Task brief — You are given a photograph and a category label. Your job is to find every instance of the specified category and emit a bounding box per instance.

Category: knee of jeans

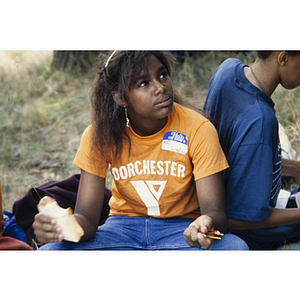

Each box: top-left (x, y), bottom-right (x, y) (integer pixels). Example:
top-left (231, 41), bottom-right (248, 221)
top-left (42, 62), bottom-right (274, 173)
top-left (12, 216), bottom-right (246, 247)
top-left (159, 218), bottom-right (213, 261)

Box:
top-left (235, 238), bottom-right (249, 250)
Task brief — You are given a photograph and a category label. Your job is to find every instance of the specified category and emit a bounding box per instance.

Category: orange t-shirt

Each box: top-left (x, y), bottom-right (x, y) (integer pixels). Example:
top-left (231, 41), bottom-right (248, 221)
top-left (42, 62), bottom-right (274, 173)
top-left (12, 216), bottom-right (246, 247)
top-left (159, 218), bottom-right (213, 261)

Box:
top-left (73, 103), bottom-right (228, 219)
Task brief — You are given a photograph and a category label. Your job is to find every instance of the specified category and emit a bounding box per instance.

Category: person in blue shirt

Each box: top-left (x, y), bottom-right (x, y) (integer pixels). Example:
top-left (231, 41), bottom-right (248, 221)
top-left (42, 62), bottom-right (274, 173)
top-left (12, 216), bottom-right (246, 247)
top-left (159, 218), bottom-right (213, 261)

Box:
top-left (204, 51), bottom-right (300, 250)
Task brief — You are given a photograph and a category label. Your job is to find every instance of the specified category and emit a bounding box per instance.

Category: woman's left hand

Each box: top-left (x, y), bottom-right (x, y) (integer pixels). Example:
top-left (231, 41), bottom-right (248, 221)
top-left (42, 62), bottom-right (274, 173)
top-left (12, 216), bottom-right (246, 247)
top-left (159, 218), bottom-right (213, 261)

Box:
top-left (183, 215), bottom-right (214, 250)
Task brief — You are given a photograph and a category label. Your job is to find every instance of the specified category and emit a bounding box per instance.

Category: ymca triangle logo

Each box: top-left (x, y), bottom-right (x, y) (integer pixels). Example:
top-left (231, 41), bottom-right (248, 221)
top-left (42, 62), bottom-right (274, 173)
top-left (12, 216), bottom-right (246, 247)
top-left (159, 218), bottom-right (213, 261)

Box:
top-left (130, 180), bottom-right (167, 216)
top-left (145, 181), bottom-right (167, 201)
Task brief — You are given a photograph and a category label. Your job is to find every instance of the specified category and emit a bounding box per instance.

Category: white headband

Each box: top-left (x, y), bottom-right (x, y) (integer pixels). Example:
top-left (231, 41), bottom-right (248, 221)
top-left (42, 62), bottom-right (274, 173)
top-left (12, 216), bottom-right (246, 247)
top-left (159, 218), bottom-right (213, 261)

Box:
top-left (105, 50), bottom-right (117, 68)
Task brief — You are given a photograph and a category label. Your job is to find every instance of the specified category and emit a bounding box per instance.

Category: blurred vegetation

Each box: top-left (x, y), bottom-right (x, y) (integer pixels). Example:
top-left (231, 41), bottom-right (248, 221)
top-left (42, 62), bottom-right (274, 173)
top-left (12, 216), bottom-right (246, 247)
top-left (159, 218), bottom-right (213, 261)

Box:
top-left (51, 51), bottom-right (101, 74)
top-left (0, 50), bottom-right (299, 211)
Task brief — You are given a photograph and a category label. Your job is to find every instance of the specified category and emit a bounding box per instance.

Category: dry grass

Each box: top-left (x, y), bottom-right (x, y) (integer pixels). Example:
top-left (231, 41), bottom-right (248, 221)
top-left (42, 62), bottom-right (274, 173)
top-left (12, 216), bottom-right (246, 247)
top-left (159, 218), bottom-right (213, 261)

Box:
top-left (0, 51), bottom-right (92, 210)
top-left (0, 50), bottom-right (299, 211)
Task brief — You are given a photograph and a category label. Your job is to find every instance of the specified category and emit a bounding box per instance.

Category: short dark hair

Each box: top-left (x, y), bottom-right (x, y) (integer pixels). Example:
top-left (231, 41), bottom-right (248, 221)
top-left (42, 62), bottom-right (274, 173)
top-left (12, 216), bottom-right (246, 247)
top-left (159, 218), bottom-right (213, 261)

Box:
top-left (256, 50), bottom-right (300, 60)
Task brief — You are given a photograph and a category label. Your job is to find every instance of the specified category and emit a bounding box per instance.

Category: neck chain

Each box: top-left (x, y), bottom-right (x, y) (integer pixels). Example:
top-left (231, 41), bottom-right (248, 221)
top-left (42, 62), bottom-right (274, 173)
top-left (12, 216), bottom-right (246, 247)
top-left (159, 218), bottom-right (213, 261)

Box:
top-left (250, 66), bottom-right (268, 96)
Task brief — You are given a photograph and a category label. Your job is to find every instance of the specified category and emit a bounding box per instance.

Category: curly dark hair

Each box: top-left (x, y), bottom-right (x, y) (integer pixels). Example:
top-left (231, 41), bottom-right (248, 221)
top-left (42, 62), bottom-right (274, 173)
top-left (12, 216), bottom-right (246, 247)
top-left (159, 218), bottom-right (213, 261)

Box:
top-left (89, 51), bottom-right (188, 161)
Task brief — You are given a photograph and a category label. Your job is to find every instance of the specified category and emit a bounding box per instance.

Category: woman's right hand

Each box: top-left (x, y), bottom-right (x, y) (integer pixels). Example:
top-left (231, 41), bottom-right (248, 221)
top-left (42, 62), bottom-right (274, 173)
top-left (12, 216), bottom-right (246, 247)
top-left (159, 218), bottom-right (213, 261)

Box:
top-left (32, 213), bottom-right (64, 244)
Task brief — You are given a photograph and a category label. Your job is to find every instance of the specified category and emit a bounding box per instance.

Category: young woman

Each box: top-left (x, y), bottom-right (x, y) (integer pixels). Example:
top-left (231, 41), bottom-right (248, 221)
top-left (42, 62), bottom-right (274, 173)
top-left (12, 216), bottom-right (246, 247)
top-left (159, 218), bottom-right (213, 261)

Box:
top-left (33, 51), bottom-right (248, 250)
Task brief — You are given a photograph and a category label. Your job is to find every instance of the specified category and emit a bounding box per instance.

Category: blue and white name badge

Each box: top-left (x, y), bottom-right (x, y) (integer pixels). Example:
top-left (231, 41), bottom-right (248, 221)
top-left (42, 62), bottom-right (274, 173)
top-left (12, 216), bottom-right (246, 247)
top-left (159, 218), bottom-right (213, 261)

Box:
top-left (161, 131), bottom-right (188, 155)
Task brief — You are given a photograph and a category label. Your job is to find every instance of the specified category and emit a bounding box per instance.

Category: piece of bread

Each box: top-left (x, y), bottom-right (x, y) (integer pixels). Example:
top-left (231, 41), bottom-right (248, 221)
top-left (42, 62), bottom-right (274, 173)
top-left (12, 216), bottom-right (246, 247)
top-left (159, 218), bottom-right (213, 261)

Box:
top-left (37, 196), bottom-right (84, 243)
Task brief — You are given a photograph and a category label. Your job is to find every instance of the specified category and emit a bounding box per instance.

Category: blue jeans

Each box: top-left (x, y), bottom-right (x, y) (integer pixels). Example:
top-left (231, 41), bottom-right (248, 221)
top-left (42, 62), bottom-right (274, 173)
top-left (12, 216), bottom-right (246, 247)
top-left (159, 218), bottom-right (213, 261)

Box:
top-left (38, 216), bottom-right (249, 251)
top-left (3, 210), bottom-right (28, 243)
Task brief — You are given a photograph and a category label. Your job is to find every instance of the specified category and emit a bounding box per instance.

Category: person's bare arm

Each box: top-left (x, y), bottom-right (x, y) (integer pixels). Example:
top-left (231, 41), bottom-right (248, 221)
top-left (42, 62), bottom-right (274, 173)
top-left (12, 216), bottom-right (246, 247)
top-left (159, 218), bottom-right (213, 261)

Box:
top-left (73, 169), bottom-right (106, 242)
top-left (228, 207), bottom-right (300, 230)
top-left (183, 172), bottom-right (228, 249)
top-left (282, 158), bottom-right (300, 178)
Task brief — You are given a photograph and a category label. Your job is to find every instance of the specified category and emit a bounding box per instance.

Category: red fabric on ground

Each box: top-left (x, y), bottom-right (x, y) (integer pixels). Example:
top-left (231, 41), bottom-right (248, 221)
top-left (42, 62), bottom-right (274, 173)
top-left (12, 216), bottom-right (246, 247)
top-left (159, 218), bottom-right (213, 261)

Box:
top-left (0, 236), bottom-right (33, 250)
